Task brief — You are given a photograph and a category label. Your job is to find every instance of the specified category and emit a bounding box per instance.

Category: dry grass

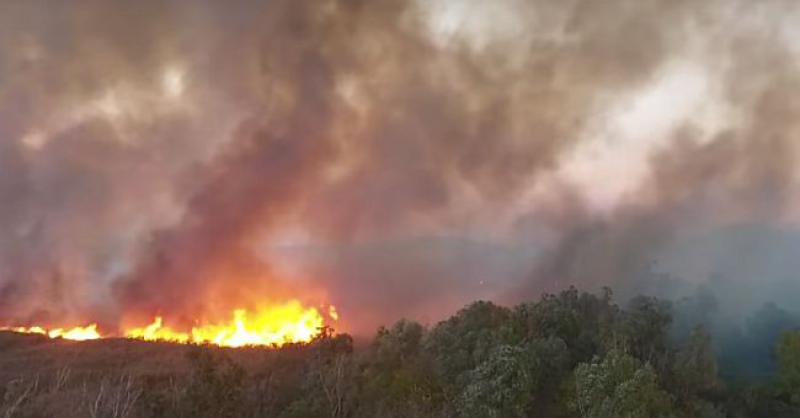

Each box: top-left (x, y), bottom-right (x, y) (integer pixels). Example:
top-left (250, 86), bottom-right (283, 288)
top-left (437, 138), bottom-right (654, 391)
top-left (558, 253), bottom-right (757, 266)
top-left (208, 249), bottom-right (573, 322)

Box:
top-left (0, 332), bottom-right (225, 417)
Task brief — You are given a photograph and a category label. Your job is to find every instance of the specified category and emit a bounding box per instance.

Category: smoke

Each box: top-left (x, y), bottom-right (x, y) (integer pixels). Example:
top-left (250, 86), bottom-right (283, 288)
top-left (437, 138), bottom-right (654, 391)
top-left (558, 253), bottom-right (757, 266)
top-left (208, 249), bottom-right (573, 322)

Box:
top-left (518, 11), bottom-right (800, 313)
top-left (1, 0), bottom-right (799, 333)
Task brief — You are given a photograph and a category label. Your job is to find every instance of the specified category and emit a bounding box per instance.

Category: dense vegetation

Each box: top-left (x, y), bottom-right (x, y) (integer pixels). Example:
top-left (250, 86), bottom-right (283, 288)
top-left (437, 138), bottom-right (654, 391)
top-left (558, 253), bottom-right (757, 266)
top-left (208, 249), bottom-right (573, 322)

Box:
top-left (1, 287), bottom-right (799, 417)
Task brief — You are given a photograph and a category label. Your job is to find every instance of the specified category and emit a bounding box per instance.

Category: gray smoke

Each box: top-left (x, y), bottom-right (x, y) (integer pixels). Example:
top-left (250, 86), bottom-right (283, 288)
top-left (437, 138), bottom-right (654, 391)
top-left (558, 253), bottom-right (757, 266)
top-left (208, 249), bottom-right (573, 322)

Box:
top-left (0, 0), bottom-right (798, 334)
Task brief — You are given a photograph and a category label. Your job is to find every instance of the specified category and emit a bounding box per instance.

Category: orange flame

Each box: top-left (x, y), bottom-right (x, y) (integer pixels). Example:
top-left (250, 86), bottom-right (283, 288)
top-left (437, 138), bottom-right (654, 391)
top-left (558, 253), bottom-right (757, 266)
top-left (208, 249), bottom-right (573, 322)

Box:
top-left (0, 324), bottom-right (101, 341)
top-left (2, 301), bottom-right (338, 347)
top-left (126, 301), bottom-right (332, 347)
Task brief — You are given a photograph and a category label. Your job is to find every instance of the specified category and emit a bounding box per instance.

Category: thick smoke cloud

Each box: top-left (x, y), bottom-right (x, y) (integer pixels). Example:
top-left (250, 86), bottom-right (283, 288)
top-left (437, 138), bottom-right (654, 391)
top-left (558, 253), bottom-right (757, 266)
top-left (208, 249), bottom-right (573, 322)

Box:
top-left (1, 0), bottom-right (799, 334)
top-left (517, 13), bottom-right (800, 314)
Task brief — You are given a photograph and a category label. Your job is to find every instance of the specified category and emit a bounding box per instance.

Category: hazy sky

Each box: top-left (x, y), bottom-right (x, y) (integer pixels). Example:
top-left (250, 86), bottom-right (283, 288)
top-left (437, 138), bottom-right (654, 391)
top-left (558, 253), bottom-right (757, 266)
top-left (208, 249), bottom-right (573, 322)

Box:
top-left (1, 0), bottom-right (799, 334)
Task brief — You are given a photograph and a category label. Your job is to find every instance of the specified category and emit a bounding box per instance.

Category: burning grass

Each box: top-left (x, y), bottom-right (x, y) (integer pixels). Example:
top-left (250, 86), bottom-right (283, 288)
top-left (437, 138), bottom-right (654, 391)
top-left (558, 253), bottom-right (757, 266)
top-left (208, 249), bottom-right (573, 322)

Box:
top-left (1, 301), bottom-right (338, 348)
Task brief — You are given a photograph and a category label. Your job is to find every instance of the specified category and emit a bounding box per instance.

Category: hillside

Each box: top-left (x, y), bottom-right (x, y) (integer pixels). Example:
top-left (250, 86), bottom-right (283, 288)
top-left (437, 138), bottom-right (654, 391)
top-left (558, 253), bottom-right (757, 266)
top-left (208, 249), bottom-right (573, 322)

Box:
top-left (1, 287), bottom-right (799, 418)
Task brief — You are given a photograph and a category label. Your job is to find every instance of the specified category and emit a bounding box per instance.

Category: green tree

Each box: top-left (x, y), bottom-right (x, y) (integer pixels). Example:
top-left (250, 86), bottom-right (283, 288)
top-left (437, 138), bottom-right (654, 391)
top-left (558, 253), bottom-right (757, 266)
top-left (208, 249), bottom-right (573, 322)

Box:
top-left (674, 326), bottom-right (719, 395)
top-left (514, 287), bottom-right (618, 365)
top-left (673, 326), bottom-right (723, 417)
top-left (572, 349), bottom-right (673, 418)
top-left (776, 330), bottom-right (800, 405)
top-left (458, 344), bottom-right (533, 418)
top-left (426, 301), bottom-right (516, 387)
top-left (360, 320), bottom-right (442, 417)
top-left (458, 338), bottom-right (569, 418)
top-left (617, 296), bottom-right (672, 368)
top-left (180, 348), bottom-right (247, 418)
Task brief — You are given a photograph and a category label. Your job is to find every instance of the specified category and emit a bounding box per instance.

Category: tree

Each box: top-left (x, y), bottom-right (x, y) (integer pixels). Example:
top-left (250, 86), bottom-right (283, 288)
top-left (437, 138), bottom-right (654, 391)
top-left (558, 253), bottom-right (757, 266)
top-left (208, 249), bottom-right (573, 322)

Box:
top-left (426, 301), bottom-right (516, 387)
top-left (617, 296), bottom-right (672, 368)
top-left (572, 349), bottom-right (673, 418)
top-left (360, 320), bottom-right (442, 417)
top-left (776, 330), bottom-right (800, 406)
top-left (673, 326), bottom-right (719, 396)
top-left (513, 287), bottom-right (618, 365)
top-left (458, 338), bottom-right (569, 418)
top-left (180, 348), bottom-right (246, 418)
top-left (371, 320), bottom-right (426, 369)
top-left (458, 344), bottom-right (534, 418)
top-left (673, 326), bottom-right (723, 417)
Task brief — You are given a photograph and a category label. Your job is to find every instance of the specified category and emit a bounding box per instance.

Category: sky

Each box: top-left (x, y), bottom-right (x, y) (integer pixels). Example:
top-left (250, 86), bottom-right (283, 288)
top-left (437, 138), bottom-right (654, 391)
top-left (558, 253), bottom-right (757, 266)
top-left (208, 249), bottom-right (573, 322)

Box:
top-left (1, 0), bottom-right (800, 334)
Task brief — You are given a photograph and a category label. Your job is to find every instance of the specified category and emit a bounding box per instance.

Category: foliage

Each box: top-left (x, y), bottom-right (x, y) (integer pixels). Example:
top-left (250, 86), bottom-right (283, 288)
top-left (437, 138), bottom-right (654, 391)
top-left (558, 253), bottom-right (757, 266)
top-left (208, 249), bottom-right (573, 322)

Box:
top-left (359, 320), bottom-right (441, 417)
top-left (458, 338), bottom-right (568, 418)
top-left (776, 330), bottom-right (800, 405)
top-left (1, 286), bottom-right (799, 417)
top-left (179, 347), bottom-right (247, 418)
top-left (572, 349), bottom-right (673, 418)
top-left (425, 300), bottom-right (516, 389)
top-left (617, 295), bottom-right (673, 368)
top-left (513, 286), bottom-right (617, 365)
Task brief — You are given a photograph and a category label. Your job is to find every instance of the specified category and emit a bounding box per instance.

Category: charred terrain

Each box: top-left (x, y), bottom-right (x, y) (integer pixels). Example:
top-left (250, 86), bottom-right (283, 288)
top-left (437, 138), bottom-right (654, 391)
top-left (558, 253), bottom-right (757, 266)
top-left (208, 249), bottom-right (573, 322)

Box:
top-left (1, 287), bottom-right (799, 418)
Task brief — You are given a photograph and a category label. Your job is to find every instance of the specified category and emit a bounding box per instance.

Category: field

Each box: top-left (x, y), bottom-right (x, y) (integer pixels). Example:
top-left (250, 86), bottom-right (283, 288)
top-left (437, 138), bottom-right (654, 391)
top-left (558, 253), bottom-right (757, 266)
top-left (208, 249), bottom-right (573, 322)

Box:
top-left (0, 331), bottom-right (310, 418)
